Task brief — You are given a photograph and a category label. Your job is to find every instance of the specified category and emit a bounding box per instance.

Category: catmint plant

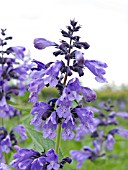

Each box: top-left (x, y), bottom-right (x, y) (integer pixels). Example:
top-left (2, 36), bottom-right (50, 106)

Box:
top-left (70, 100), bottom-right (128, 169)
top-left (10, 19), bottom-right (108, 170)
top-left (0, 29), bottom-right (31, 119)
top-left (0, 29), bottom-right (30, 168)
top-left (28, 20), bottom-right (107, 142)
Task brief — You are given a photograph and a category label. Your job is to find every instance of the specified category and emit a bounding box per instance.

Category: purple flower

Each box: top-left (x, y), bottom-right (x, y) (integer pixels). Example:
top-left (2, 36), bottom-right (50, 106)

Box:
top-left (81, 86), bottom-right (96, 102)
top-left (109, 128), bottom-right (128, 138)
top-left (42, 111), bottom-right (57, 139)
top-left (56, 96), bottom-right (72, 118)
top-left (0, 96), bottom-right (10, 118)
top-left (75, 108), bottom-right (95, 131)
top-left (28, 78), bottom-right (45, 102)
top-left (10, 146), bottom-right (46, 170)
top-left (0, 125), bottom-right (27, 156)
top-left (84, 59), bottom-right (108, 83)
top-left (17, 82), bottom-right (27, 96)
top-left (46, 149), bottom-right (60, 170)
top-left (12, 125), bottom-right (27, 141)
top-left (6, 46), bottom-right (26, 60)
top-left (75, 124), bottom-right (90, 141)
top-left (70, 150), bottom-right (91, 168)
top-left (32, 59), bottom-right (46, 71)
top-left (107, 112), bottom-right (117, 125)
top-left (67, 78), bottom-right (81, 92)
top-left (92, 140), bottom-right (101, 155)
top-left (30, 69), bottom-right (45, 79)
top-left (14, 65), bottom-right (29, 81)
top-left (44, 61), bottom-right (62, 87)
top-left (1, 135), bottom-right (12, 153)
top-left (28, 61), bottom-right (46, 102)
top-left (117, 128), bottom-right (128, 139)
top-left (58, 78), bottom-right (96, 103)
top-left (61, 116), bottom-right (76, 140)
top-left (0, 163), bottom-right (10, 170)
top-left (106, 134), bottom-right (115, 150)
top-left (61, 86), bottom-right (82, 102)
top-left (56, 104), bottom-right (71, 119)
top-left (30, 101), bottom-right (51, 128)
top-left (75, 51), bottom-right (85, 67)
top-left (70, 140), bottom-right (101, 169)
top-left (34, 38), bottom-right (56, 50)
top-left (85, 106), bottom-right (100, 113)
top-left (65, 78), bottom-right (82, 101)
top-left (28, 61), bottom-right (62, 102)
top-left (116, 112), bottom-right (128, 119)
top-left (0, 96), bottom-right (17, 118)
top-left (29, 92), bottom-right (39, 103)
top-left (68, 78), bottom-right (96, 102)
top-left (118, 101), bottom-right (125, 110)
top-left (10, 147), bottom-right (60, 170)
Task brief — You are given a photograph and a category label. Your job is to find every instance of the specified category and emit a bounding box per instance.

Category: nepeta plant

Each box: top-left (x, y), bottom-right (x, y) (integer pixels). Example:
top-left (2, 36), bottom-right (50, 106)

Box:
top-left (0, 29), bottom-right (30, 168)
top-left (0, 29), bottom-right (31, 119)
top-left (70, 100), bottom-right (128, 168)
top-left (10, 20), bottom-right (108, 170)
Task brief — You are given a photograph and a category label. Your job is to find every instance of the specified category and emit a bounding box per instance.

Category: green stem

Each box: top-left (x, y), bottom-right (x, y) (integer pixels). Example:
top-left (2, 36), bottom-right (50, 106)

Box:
top-left (55, 123), bottom-right (61, 154)
top-left (4, 152), bottom-right (8, 164)
top-left (1, 46), bottom-right (5, 127)
top-left (1, 118), bottom-right (4, 126)
top-left (55, 33), bottom-right (73, 154)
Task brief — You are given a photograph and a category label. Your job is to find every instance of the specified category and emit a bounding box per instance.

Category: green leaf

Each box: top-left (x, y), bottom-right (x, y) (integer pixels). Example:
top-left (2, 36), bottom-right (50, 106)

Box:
top-left (9, 103), bottom-right (31, 112)
top-left (21, 109), bottom-right (63, 159)
top-left (24, 125), bottom-right (55, 152)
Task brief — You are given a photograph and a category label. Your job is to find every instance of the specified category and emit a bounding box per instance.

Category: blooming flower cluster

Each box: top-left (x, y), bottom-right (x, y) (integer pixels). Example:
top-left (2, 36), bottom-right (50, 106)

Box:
top-left (0, 29), bottom-right (30, 168)
top-left (70, 99), bottom-right (128, 168)
top-left (28, 20), bottom-right (108, 142)
top-left (0, 29), bottom-right (31, 118)
top-left (10, 20), bottom-right (108, 169)
top-left (10, 146), bottom-right (71, 170)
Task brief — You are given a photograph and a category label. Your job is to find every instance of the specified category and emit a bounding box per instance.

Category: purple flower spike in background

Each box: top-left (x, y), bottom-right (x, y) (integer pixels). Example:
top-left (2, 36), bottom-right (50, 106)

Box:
top-left (116, 128), bottom-right (128, 139)
top-left (70, 140), bottom-right (102, 169)
top-left (0, 28), bottom-right (32, 120)
top-left (106, 134), bottom-right (115, 150)
top-left (70, 150), bottom-right (91, 169)
top-left (75, 108), bottom-right (95, 131)
top-left (34, 38), bottom-right (56, 49)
